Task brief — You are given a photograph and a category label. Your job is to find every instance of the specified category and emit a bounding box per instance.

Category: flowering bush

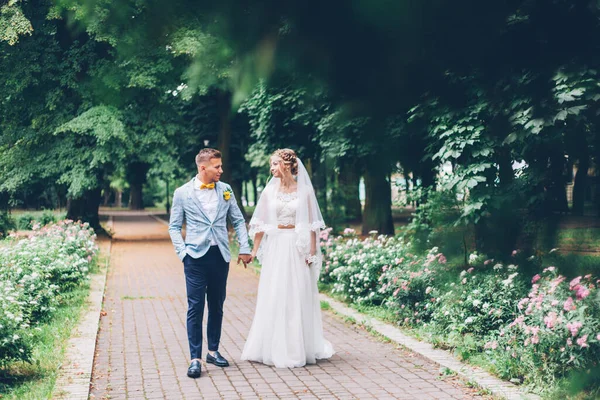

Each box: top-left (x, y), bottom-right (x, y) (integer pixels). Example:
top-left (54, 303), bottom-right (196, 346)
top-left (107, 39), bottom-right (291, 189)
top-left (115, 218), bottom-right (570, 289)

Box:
top-left (485, 267), bottom-right (600, 384)
top-left (321, 230), bottom-right (600, 391)
top-left (430, 262), bottom-right (528, 338)
top-left (0, 220), bottom-right (98, 365)
top-left (379, 247), bottom-right (447, 325)
top-left (324, 234), bottom-right (405, 304)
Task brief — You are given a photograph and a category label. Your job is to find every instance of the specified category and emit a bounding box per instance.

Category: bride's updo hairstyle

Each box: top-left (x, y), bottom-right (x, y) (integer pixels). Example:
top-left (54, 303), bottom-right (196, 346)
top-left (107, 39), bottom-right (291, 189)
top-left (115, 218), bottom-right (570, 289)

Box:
top-left (272, 148), bottom-right (299, 176)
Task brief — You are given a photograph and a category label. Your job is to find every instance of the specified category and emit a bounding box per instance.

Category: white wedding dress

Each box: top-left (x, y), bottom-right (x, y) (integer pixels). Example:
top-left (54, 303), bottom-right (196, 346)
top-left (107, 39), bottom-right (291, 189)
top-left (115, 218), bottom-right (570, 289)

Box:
top-left (241, 191), bottom-right (334, 368)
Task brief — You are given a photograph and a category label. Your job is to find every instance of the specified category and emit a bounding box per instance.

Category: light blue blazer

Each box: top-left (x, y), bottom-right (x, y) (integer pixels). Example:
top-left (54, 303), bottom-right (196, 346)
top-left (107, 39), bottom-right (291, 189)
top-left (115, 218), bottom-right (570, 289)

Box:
top-left (168, 179), bottom-right (251, 262)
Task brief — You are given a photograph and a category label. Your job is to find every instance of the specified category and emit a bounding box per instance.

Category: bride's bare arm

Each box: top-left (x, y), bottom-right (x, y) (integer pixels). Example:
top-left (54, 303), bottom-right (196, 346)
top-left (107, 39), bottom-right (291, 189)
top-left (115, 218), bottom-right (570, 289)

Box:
top-left (251, 232), bottom-right (264, 259)
top-left (310, 231), bottom-right (317, 257)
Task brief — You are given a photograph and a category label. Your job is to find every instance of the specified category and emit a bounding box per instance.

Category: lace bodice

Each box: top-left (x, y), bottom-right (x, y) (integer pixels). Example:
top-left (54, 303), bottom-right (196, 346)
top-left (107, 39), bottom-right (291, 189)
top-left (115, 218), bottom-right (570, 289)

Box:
top-left (276, 191), bottom-right (298, 226)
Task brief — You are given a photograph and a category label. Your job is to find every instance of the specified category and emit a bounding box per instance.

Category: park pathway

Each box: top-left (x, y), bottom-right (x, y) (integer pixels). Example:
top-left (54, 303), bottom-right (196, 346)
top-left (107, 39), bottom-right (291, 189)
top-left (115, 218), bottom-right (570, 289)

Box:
top-left (90, 214), bottom-right (487, 400)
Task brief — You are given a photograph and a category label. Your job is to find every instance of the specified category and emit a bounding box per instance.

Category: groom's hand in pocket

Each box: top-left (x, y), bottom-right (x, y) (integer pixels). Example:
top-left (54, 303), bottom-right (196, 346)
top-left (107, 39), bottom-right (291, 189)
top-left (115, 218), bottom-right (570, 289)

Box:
top-left (237, 254), bottom-right (253, 268)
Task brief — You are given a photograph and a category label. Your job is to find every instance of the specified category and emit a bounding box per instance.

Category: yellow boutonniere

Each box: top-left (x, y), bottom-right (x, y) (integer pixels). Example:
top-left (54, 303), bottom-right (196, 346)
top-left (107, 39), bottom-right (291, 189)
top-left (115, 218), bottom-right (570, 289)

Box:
top-left (223, 190), bottom-right (232, 201)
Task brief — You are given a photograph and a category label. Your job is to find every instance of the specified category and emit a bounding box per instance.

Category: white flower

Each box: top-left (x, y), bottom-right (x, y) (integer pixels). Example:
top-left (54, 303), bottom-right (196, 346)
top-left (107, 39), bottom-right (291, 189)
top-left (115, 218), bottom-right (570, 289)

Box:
top-left (465, 317), bottom-right (474, 324)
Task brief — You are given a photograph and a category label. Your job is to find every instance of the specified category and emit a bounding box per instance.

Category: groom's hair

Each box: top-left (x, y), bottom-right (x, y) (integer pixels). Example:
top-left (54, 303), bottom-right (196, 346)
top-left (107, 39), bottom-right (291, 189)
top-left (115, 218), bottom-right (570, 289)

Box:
top-left (195, 148), bottom-right (222, 166)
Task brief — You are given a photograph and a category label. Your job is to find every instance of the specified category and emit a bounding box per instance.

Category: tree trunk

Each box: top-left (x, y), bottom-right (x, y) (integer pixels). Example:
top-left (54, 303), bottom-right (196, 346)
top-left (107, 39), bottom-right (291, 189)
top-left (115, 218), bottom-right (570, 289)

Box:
top-left (102, 180), bottom-right (111, 206)
top-left (115, 191), bottom-right (123, 208)
top-left (412, 174), bottom-right (419, 207)
top-left (573, 158), bottom-right (589, 215)
top-left (165, 180), bottom-right (170, 215)
top-left (129, 183), bottom-right (143, 210)
top-left (66, 187), bottom-right (102, 230)
top-left (311, 158), bottom-right (328, 218)
top-left (126, 161), bottom-right (150, 210)
top-left (339, 158), bottom-right (362, 221)
top-left (231, 179), bottom-right (248, 220)
top-left (420, 160), bottom-right (436, 190)
top-left (217, 90), bottom-right (233, 184)
top-left (251, 171), bottom-right (258, 206)
top-left (215, 89), bottom-right (247, 219)
top-left (547, 151), bottom-right (569, 213)
top-left (572, 129), bottom-right (589, 216)
top-left (362, 169), bottom-right (394, 235)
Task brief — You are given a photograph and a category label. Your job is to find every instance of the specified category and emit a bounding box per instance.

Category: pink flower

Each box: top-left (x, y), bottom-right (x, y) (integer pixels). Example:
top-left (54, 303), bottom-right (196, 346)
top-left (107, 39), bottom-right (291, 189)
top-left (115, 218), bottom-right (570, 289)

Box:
top-left (532, 274), bottom-right (541, 284)
top-left (544, 266), bottom-right (556, 273)
top-left (549, 275), bottom-right (566, 294)
top-left (544, 312), bottom-right (558, 329)
top-left (564, 297), bottom-right (576, 312)
top-left (567, 338), bottom-right (573, 346)
top-left (531, 335), bottom-right (540, 345)
top-left (512, 250), bottom-right (518, 256)
top-left (484, 341), bottom-right (498, 350)
top-left (517, 298), bottom-right (529, 310)
top-left (467, 267), bottom-right (474, 273)
top-left (574, 285), bottom-right (590, 300)
top-left (570, 276), bottom-right (582, 290)
top-left (393, 288), bottom-right (400, 296)
top-left (566, 321), bottom-right (583, 337)
top-left (461, 278), bottom-right (467, 284)
top-left (597, 334), bottom-right (600, 341)
top-left (484, 259), bottom-right (492, 266)
top-left (437, 254), bottom-right (447, 264)
top-left (577, 335), bottom-right (589, 348)
top-left (551, 300), bottom-right (559, 306)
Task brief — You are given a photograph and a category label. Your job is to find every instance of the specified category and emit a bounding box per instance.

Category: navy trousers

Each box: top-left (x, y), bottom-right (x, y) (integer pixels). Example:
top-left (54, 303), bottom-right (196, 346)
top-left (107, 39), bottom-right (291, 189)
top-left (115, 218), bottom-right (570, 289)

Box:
top-left (183, 246), bottom-right (229, 360)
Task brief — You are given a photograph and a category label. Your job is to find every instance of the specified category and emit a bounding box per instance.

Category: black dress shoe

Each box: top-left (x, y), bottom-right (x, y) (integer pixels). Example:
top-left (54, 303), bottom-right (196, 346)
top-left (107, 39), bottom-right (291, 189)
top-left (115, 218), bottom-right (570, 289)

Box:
top-left (206, 351), bottom-right (229, 367)
top-left (187, 360), bottom-right (201, 378)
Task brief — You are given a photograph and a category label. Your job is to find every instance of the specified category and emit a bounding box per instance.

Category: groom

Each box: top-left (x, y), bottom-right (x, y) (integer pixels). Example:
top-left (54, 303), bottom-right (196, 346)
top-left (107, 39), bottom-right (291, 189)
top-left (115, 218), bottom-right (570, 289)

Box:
top-left (169, 148), bottom-right (252, 379)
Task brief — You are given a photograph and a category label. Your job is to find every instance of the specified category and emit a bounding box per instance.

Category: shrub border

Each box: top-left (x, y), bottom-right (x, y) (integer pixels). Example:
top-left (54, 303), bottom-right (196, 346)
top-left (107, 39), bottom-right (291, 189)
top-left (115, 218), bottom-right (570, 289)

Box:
top-left (52, 219), bottom-right (112, 399)
top-left (319, 292), bottom-right (541, 400)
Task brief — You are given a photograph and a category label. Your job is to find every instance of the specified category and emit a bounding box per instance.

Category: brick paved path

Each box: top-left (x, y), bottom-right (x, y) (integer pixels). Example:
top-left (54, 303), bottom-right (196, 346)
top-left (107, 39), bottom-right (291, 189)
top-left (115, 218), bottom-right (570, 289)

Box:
top-left (90, 214), bottom-right (486, 400)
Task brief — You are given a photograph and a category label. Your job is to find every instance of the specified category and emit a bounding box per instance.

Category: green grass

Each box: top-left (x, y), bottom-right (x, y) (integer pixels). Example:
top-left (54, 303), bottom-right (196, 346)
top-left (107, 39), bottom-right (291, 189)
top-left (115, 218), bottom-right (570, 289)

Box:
top-left (544, 253), bottom-right (600, 277)
top-left (122, 295), bottom-right (156, 300)
top-left (555, 228), bottom-right (600, 252)
top-left (320, 300), bottom-right (331, 311)
top-left (10, 209), bottom-right (65, 217)
top-left (0, 285), bottom-right (90, 400)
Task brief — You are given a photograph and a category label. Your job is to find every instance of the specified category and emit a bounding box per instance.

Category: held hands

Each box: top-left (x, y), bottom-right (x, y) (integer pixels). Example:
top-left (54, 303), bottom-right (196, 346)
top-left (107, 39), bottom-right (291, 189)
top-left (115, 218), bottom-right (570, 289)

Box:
top-left (237, 254), bottom-right (253, 268)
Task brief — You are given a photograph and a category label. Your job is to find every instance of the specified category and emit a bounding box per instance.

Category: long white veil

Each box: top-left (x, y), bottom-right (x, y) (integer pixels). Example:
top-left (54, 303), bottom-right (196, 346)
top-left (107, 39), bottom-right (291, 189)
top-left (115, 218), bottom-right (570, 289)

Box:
top-left (249, 158), bottom-right (325, 285)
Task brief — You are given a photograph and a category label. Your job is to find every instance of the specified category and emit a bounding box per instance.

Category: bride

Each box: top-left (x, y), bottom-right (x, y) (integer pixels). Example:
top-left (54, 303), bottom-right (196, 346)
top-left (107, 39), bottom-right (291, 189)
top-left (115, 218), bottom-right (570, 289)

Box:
top-left (241, 148), bottom-right (334, 368)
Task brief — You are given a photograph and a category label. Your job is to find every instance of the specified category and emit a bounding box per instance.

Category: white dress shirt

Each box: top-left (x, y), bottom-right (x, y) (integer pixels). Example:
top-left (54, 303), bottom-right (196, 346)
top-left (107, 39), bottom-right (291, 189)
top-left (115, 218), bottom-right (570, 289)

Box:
top-left (194, 177), bottom-right (218, 245)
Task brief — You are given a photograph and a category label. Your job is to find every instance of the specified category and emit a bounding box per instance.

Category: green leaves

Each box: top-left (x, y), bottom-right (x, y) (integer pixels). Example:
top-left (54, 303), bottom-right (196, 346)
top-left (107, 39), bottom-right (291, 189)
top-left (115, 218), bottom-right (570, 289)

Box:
top-left (55, 105), bottom-right (126, 145)
top-left (0, 2), bottom-right (33, 45)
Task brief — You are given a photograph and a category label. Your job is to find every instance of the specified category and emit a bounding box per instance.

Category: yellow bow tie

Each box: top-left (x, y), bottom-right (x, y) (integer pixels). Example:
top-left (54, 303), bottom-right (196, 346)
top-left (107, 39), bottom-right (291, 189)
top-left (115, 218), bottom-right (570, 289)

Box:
top-left (199, 182), bottom-right (215, 190)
